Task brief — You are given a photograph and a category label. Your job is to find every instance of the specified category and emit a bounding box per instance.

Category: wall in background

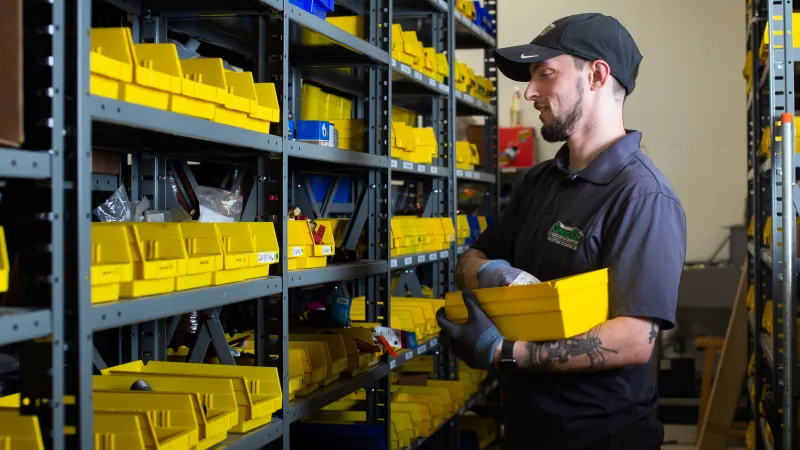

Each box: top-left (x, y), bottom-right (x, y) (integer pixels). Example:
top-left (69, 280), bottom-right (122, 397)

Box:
top-left (457, 0), bottom-right (747, 262)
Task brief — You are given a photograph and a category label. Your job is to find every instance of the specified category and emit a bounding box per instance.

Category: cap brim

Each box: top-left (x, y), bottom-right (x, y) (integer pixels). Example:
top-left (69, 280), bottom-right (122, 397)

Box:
top-left (493, 44), bottom-right (566, 82)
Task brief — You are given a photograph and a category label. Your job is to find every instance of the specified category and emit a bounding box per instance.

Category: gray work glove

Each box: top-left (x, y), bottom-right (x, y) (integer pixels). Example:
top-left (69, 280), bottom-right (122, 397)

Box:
top-left (436, 288), bottom-right (504, 370)
top-left (477, 259), bottom-right (540, 288)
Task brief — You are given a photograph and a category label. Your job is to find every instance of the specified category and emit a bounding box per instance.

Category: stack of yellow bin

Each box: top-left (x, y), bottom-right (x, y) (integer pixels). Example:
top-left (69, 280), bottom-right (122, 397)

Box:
top-left (287, 219), bottom-right (335, 270)
top-left (455, 140), bottom-right (480, 170)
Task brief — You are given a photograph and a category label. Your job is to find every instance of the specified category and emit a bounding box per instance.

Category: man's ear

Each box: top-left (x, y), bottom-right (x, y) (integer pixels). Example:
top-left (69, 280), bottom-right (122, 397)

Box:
top-left (588, 60), bottom-right (613, 92)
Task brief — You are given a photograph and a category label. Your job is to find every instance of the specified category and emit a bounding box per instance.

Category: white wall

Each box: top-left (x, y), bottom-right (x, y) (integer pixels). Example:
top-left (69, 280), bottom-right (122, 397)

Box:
top-left (457, 0), bottom-right (747, 262)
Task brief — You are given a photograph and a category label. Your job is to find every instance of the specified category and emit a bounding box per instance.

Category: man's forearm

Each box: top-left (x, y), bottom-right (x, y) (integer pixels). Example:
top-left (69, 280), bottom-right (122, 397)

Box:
top-left (455, 248), bottom-right (490, 290)
top-left (494, 316), bottom-right (660, 372)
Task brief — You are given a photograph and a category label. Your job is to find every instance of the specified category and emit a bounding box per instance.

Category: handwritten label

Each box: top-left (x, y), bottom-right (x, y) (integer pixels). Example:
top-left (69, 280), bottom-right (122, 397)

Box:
top-left (391, 259), bottom-right (398, 268)
top-left (418, 343), bottom-right (427, 353)
top-left (440, 251), bottom-right (448, 259)
top-left (321, 245), bottom-right (332, 255)
top-left (417, 164), bottom-right (426, 172)
top-left (391, 159), bottom-right (398, 168)
top-left (417, 255), bottom-right (426, 263)
top-left (429, 253), bottom-right (437, 261)
top-left (430, 338), bottom-right (438, 346)
top-left (414, 71), bottom-right (423, 81)
top-left (428, 78), bottom-right (437, 88)
top-left (404, 351), bottom-right (413, 361)
top-left (291, 246), bottom-right (304, 257)
top-left (258, 252), bottom-right (277, 264)
top-left (402, 161), bottom-right (413, 170)
top-left (439, 83), bottom-right (448, 92)
top-left (404, 256), bottom-right (413, 266)
top-left (456, 169), bottom-right (464, 177)
top-left (430, 166), bottom-right (438, 174)
top-left (401, 64), bottom-right (412, 75)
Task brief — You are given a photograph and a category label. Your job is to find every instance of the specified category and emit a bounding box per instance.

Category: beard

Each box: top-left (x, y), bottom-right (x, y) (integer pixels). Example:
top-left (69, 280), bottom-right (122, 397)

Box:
top-left (540, 79), bottom-right (585, 143)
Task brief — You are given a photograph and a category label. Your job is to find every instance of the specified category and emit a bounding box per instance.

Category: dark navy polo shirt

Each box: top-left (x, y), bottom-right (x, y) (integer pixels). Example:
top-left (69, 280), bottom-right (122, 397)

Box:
top-left (470, 130), bottom-right (686, 450)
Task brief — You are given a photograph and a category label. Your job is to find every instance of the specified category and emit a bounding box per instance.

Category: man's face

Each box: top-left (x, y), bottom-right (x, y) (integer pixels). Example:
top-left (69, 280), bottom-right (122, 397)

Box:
top-left (524, 54), bottom-right (586, 142)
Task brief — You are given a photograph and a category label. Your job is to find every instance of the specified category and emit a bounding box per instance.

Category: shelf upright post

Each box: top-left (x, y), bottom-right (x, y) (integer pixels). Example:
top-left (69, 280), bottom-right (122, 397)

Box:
top-left (485, 0), bottom-right (499, 218)
top-left (278, 1), bottom-right (291, 448)
top-left (445, 0), bottom-right (460, 386)
top-left (64, 0), bottom-right (95, 447)
top-left (748, 0), bottom-right (765, 447)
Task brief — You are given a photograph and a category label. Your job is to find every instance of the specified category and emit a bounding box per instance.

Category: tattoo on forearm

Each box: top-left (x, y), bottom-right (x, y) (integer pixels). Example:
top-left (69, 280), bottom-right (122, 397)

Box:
top-left (518, 325), bottom-right (618, 371)
top-left (648, 320), bottom-right (660, 344)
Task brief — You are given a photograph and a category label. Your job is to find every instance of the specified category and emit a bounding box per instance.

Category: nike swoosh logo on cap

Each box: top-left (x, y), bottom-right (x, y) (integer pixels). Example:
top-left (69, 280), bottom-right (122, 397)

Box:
top-left (520, 54), bottom-right (538, 59)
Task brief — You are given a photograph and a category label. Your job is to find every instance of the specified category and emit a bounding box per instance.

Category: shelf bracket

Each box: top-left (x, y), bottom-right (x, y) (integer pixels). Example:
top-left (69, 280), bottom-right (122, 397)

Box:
top-left (185, 308), bottom-right (236, 365)
top-left (392, 269), bottom-right (424, 298)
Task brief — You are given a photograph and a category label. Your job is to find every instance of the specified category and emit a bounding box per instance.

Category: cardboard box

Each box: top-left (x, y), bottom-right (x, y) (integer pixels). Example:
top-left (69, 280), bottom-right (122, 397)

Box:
top-left (0, 0), bottom-right (23, 147)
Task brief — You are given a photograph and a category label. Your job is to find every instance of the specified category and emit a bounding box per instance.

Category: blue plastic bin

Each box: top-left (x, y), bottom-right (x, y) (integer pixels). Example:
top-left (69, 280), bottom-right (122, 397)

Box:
top-left (289, 0), bottom-right (334, 19)
top-left (296, 120), bottom-right (335, 146)
top-left (465, 215), bottom-right (481, 245)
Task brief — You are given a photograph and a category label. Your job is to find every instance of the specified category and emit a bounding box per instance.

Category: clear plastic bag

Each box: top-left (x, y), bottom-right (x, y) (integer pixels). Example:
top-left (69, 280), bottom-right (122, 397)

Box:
top-left (197, 186), bottom-right (243, 222)
top-left (93, 186), bottom-right (132, 222)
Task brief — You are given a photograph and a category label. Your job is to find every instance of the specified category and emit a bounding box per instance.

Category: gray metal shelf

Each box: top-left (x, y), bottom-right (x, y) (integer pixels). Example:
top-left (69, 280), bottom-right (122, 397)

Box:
top-left (391, 158), bottom-right (448, 177)
top-left (454, 11), bottom-right (496, 48)
top-left (215, 417), bottom-right (283, 449)
top-left (90, 96), bottom-right (283, 155)
top-left (287, 261), bottom-right (388, 288)
top-left (391, 59), bottom-right (449, 96)
top-left (0, 148), bottom-right (51, 179)
top-left (455, 90), bottom-right (497, 115)
top-left (391, 249), bottom-right (451, 269)
top-left (287, 141), bottom-right (389, 169)
top-left (0, 308), bottom-right (53, 346)
top-left (457, 169), bottom-right (497, 183)
top-left (91, 277), bottom-right (282, 330)
top-left (286, 5), bottom-right (390, 64)
top-left (390, 337), bottom-right (439, 369)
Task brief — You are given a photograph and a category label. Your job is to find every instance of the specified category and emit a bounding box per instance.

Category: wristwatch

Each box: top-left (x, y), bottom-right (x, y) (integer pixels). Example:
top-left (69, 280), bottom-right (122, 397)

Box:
top-left (498, 339), bottom-right (517, 374)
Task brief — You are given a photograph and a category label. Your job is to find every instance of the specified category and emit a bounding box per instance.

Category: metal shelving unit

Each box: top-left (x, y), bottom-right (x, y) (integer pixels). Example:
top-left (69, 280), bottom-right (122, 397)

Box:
top-left (0, 0), bottom-right (499, 449)
top-left (746, 0), bottom-right (798, 448)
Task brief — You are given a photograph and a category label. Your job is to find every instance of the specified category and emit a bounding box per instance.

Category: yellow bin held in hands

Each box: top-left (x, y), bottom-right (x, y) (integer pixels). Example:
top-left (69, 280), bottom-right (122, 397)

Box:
top-left (444, 268), bottom-right (610, 341)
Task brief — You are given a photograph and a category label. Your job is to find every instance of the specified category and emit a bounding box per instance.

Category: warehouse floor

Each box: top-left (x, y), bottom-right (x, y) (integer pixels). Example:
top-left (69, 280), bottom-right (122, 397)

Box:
top-left (662, 425), bottom-right (746, 449)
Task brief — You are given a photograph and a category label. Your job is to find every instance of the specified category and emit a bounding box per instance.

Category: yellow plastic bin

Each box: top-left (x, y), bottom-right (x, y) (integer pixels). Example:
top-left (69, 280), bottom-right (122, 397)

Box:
top-left (90, 27), bottom-right (134, 101)
top-left (121, 223), bottom-right (187, 298)
top-left (179, 59), bottom-right (253, 129)
top-left (91, 223), bottom-right (134, 303)
top-left (290, 348), bottom-right (327, 396)
top-left (0, 410), bottom-right (44, 450)
top-left (251, 83), bottom-right (281, 133)
top-left (289, 341), bottom-right (340, 386)
top-left (101, 360), bottom-right (282, 434)
top-left (177, 222), bottom-right (223, 291)
top-left (214, 222), bottom-right (257, 285)
top-left (244, 222), bottom-right (280, 279)
top-left (444, 268), bottom-right (610, 341)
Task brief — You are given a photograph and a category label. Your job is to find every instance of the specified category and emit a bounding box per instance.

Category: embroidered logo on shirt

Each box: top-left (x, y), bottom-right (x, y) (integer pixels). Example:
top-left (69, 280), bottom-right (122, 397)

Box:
top-left (547, 221), bottom-right (583, 250)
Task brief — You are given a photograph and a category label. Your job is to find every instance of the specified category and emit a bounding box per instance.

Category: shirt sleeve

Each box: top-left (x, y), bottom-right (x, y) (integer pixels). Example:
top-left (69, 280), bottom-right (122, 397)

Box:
top-left (600, 192), bottom-right (686, 330)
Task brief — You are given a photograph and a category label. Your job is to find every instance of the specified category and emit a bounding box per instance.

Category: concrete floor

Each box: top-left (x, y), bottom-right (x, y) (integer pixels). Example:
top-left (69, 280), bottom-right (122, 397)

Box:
top-left (662, 424), bottom-right (746, 449)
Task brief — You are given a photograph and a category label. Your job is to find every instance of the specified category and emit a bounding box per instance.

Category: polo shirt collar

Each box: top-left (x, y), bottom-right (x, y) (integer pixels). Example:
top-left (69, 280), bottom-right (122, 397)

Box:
top-left (553, 130), bottom-right (642, 184)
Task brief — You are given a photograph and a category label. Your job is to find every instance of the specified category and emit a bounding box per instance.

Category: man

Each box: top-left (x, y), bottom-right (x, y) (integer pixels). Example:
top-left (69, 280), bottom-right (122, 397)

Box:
top-left (436, 13), bottom-right (686, 450)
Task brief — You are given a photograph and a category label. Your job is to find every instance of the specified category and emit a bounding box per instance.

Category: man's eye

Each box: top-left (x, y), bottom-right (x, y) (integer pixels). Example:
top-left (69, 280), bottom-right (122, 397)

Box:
top-left (540, 72), bottom-right (553, 79)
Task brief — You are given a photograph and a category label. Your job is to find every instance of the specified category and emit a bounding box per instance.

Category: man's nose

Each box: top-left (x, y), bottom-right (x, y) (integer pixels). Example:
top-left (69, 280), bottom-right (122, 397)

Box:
top-left (524, 81), bottom-right (538, 101)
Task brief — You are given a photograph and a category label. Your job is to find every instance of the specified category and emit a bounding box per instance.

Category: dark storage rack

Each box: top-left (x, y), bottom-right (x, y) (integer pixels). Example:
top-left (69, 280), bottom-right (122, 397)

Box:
top-left (0, 0), bottom-right (501, 448)
top-left (746, 0), bottom-right (798, 448)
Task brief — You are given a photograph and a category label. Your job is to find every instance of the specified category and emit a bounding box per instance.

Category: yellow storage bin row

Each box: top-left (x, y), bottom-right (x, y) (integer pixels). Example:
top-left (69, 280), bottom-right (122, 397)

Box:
top-left (391, 216), bottom-right (456, 256)
top-left (759, 13), bottom-right (800, 64)
top-left (456, 140), bottom-right (480, 170)
top-left (91, 221), bottom-right (279, 303)
top-left (391, 122), bottom-right (439, 164)
top-left (90, 27), bottom-right (279, 133)
top-left (456, 0), bottom-right (476, 20)
top-left (393, 105), bottom-right (417, 127)
top-left (758, 119), bottom-right (800, 159)
top-left (350, 296), bottom-right (443, 340)
top-left (445, 268), bottom-right (610, 341)
top-left (302, 16), bottom-right (365, 45)
top-left (287, 219), bottom-right (335, 270)
top-left (457, 215), bottom-right (471, 245)
top-left (392, 24), bottom-right (449, 83)
top-left (301, 83), bottom-right (353, 121)
top-left (0, 360), bottom-right (288, 449)
top-left (454, 59), bottom-right (494, 101)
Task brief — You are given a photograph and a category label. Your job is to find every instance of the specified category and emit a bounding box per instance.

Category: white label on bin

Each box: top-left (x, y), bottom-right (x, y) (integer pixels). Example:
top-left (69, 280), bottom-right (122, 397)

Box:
top-left (391, 159), bottom-right (398, 168)
top-left (401, 64), bottom-right (412, 75)
top-left (465, 171), bottom-right (474, 178)
top-left (291, 246), bottom-right (304, 257)
top-left (404, 256), bottom-right (413, 265)
top-left (473, 171), bottom-right (481, 179)
top-left (391, 259), bottom-right (398, 268)
top-left (455, 91), bottom-right (463, 99)
top-left (429, 253), bottom-right (437, 261)
top-left (418, 343), bottom-right (427, 353)
top-left (322, 245), bottom-right (333, 255)
top-left (466, 95), bottom-right (475, 104)
top-left (404, 351), bottom-right (413, 361)
top-left (430, 166), bottom-right (438, 174)
top-left (417, 164), bottom-right (426, 172)
top-left (417, 255), bottom-right (426, 263)
top-left (392, 59), bottom-right (397, 67)
top-left (402, 161), bottom-right (413, 170)
top-left (390, 360), bottom-right (397, 369)
top-left (428, 78), bottom-right (437, 88)
top-left (430, 338), bottom-right (438, 346)
top-left (456, 170), bottom-right (464, 177)
top-left (439, 83), bottom-right (448, 92)
top-left (258, 252), bottom-right (277, 264)
top-left (440, 250), bottom-right (448, 258)
top-left (438, 0), bottom-right (447, 9)
top-left (414, 71), bottom-right (423, 81)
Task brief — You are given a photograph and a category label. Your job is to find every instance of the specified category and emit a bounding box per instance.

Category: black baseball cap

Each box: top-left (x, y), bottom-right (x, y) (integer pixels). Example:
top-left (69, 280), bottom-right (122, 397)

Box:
top-left (493, 13), bottom-right (643, 95)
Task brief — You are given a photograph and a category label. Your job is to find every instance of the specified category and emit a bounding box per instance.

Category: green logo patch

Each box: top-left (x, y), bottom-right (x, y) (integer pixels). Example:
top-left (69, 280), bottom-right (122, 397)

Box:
top-left (547, 221), bottom-right (583, 251)
top-left (538, 23), bottom-right (556, 37)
